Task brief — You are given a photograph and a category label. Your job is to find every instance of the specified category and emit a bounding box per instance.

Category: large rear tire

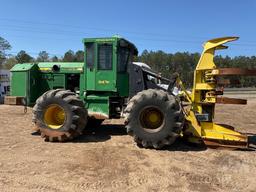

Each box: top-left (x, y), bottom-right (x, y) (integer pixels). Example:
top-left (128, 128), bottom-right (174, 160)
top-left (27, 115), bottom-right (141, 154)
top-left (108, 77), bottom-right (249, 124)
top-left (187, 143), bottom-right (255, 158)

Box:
top-left (32, 89), bottom-right (88, 142)
top-left (124, 89), bottom-right (183, 149)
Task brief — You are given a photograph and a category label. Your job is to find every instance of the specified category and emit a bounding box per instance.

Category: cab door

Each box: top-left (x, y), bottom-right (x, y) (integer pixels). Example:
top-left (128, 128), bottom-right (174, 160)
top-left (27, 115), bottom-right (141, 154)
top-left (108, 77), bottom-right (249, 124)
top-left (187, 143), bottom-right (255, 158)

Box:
top-left (86, 42), bottom-right (116, 91)
top-left (95, 43), bottom-right (116, 91)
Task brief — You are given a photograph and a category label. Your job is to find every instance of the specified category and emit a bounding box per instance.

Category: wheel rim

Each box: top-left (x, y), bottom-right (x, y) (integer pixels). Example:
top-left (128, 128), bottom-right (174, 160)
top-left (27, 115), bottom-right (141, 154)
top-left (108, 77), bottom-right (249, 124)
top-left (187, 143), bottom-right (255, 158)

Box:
top-left (139, 106), bottom-right (164, 133)
top-left (44, 104), bottom-right (66, 129)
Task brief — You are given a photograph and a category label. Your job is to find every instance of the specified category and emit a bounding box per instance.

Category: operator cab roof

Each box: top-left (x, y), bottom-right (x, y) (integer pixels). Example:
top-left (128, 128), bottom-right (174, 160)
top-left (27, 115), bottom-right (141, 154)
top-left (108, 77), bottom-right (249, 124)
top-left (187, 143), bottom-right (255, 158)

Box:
top-left (82, 36), bottom-right (138, 56)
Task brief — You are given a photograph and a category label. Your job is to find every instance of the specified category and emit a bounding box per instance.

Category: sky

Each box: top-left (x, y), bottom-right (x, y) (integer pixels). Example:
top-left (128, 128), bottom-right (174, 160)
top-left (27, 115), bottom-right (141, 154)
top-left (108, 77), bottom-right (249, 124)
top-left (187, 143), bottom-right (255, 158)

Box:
top-left (0, 0), bottom-right (256, 57)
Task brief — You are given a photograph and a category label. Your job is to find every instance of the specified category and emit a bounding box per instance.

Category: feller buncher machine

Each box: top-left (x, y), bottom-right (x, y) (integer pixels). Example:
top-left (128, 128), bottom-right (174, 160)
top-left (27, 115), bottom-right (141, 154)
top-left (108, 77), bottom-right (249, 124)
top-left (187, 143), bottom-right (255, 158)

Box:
top-left (6, 36), bottom-right (256, 149)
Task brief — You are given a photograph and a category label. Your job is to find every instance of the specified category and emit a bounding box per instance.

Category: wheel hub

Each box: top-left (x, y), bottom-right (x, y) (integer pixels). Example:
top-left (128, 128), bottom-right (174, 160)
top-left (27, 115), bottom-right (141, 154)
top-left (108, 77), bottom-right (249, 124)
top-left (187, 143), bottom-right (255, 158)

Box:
top-left (139, 106), bottom-right (164, 132)
top-left (44, 104), bottom-right (66, 129)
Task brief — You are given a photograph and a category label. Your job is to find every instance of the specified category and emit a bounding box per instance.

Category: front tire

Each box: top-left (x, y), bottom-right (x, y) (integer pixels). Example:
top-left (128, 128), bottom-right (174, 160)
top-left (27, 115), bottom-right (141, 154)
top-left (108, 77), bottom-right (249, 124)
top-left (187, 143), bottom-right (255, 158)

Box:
top-left (124, 89), bottom-right (184, 149)
top-left (32, 89), bottom-right (88, 141)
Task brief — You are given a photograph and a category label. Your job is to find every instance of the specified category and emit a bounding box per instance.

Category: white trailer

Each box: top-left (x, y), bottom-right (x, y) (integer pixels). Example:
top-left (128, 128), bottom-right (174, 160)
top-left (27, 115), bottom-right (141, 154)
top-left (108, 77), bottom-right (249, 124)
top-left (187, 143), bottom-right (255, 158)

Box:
top-left (0, 69), bottom-right (10, 103)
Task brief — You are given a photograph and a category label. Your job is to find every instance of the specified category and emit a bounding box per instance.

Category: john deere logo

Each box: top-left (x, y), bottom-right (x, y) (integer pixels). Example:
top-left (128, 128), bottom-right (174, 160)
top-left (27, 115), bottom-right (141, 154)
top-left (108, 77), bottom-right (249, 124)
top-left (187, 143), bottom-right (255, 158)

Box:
top-left (98, 80), bottom-right (110, 85)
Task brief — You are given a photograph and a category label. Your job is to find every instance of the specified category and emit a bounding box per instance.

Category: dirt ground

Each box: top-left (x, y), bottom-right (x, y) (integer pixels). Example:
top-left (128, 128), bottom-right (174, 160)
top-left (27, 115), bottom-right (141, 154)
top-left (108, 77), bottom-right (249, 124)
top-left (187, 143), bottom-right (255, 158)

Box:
top-left (1, 98), bottom-right (256, 192)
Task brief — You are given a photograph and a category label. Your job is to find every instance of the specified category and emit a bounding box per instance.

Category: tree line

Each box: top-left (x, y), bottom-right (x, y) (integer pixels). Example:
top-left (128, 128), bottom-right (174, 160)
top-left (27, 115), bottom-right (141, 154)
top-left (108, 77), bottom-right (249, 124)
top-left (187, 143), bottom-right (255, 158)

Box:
top-left (1, 36), bottom-right (256, 87)
top-left (0, 37), bottom-right (85, 69)
top-left (3, 49), bottom-right (85, 69)
top-left (137, 50), bottom-right (256, 88)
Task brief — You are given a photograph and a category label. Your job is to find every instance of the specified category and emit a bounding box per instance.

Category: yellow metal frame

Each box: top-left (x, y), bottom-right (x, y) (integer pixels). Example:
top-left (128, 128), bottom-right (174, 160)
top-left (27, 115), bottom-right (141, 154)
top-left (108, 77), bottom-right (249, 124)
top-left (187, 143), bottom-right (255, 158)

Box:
top-left (179, 37), bottom-right (248, 148)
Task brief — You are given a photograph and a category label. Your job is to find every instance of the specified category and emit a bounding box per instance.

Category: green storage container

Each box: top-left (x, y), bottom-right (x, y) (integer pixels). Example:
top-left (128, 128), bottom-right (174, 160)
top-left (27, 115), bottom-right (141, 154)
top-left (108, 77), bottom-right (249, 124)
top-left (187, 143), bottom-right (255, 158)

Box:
top-left (10, 63), bottom-right (40, 106)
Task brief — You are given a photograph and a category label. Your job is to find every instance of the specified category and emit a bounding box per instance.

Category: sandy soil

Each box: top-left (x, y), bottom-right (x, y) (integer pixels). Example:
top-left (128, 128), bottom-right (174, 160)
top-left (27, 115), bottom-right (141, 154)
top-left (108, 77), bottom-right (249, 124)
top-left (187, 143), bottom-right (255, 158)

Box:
top-left (1, 98), bottom-right (256, 192)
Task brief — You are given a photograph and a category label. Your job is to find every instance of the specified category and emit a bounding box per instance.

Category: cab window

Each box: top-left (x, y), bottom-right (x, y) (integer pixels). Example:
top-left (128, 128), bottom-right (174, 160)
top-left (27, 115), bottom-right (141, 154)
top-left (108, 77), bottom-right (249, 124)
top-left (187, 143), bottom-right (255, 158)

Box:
top-left (86, 43), bottom-right (94, 69)
top-left (118, 48), bottom-right (130, 72)
top-left (98, 44), bottom-right (113, 70)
